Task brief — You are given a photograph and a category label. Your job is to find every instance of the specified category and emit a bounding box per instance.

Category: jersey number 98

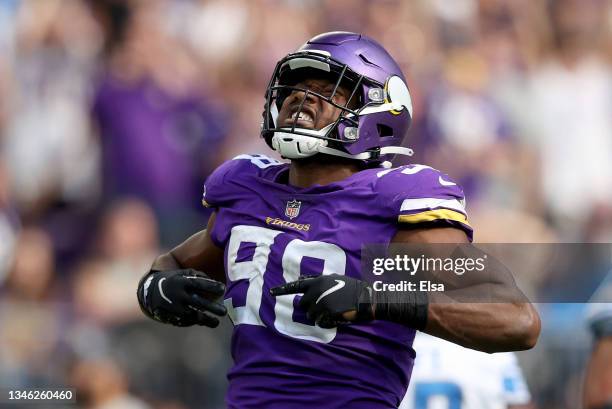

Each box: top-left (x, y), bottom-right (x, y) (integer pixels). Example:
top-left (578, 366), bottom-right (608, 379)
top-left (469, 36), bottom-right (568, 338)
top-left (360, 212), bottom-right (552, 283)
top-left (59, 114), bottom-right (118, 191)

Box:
top-left (225, 225), bottom-right (347, 343)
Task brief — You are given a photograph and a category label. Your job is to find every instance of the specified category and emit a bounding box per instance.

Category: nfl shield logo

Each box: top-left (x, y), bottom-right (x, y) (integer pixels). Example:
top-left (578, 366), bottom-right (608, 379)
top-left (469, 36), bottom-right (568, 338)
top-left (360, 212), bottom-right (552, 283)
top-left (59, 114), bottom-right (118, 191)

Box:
top-left (285, 199), bottom-right (301, 219)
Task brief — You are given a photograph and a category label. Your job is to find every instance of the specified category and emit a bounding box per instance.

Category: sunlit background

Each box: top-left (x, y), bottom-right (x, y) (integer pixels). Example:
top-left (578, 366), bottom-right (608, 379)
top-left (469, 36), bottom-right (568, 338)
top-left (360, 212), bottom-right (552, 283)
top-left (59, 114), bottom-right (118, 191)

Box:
top-left (1, 0), bottom-right (611, 408)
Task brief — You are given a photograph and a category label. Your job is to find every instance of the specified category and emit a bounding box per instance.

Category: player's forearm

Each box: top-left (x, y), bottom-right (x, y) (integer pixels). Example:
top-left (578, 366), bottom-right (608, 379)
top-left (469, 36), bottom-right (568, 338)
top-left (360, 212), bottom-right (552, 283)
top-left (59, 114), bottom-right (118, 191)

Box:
top-left (371, 286), bottom-right (540, 352)
top-left (151, 252), bottom-right (183, 271)
top-left (148, 231), bottom-right (210, 273)
top-left (150, 244), bottom-right (222, 278)
top-left (148, 214), bottom-right (226, 282)
top-left (423, 297), bottom-right (540, 353)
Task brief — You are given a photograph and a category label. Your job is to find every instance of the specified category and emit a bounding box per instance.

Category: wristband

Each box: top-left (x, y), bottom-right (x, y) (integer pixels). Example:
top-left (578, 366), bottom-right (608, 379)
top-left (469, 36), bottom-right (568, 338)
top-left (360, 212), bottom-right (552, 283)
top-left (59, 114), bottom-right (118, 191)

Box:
top-left (372, 289), bottom-right (428, 330)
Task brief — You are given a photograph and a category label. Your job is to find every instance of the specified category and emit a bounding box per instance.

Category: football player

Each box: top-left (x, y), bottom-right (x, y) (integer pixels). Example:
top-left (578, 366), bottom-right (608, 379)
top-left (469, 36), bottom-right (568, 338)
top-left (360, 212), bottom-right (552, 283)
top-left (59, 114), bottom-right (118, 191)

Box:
top-left (584, 274), bottom-right (612, 409)
top-left (400, 332), bottom-right (534, 409)
top-left (137, 32), bottom-right (540, 408)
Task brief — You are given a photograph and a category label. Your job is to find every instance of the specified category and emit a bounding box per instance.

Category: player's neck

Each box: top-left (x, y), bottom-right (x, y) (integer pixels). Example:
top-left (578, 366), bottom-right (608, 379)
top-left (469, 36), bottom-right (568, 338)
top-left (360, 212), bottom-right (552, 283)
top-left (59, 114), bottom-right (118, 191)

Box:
top-left (288, 156), bottom-right (362, 188)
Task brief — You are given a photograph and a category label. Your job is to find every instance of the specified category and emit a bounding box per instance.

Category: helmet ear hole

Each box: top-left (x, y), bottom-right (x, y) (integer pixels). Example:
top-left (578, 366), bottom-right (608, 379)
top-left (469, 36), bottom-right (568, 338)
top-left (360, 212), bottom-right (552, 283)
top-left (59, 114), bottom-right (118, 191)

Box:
top-left (377, 124), bottom-right (393, 138)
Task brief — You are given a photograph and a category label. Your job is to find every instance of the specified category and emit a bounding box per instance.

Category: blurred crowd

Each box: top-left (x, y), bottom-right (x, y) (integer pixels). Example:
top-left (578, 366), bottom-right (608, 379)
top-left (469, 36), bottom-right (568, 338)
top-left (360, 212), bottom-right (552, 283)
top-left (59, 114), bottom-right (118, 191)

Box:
top-left (0, 0), bottom-right (611, 408)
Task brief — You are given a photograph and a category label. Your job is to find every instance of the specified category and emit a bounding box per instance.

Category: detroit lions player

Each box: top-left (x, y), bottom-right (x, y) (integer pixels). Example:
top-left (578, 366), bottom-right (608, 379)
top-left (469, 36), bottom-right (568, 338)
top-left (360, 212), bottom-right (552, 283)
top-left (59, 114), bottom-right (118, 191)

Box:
top-left (137, 32), bottom-right (540, 409)
top-left (400, 332), bottom-right (533, 409)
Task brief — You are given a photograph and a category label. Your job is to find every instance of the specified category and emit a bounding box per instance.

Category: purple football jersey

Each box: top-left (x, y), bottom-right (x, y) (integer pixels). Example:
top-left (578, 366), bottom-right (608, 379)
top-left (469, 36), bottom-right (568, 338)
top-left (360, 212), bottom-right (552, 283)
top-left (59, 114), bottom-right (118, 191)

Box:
top-left (202, 154), bottom-right (472, 409)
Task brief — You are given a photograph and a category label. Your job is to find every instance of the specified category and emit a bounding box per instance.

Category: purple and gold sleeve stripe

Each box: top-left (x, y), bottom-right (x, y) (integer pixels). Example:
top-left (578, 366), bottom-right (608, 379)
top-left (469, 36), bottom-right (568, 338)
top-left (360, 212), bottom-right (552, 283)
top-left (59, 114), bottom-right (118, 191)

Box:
top-left (397, 197), bottom-right (472, 237)
top-left (398, 208), bottom-right (470, 226)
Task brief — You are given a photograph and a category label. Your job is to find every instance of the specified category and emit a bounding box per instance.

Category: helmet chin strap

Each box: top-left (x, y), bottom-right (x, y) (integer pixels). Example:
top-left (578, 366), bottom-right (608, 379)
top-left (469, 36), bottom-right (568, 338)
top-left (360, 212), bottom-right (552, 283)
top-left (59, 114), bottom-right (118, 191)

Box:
top-left (272, 126), bottom-right (413, 163)
top-left (271, 125), bottom-right (334, 159)
top-left (317, 145), bottom-right (414, 160)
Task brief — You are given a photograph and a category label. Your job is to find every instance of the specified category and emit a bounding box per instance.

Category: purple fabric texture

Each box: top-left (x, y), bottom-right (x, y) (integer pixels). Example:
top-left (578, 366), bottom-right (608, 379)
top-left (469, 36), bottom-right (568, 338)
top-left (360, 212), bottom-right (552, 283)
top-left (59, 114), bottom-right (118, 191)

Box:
top-left (203, 154), bottom-right (471, 409)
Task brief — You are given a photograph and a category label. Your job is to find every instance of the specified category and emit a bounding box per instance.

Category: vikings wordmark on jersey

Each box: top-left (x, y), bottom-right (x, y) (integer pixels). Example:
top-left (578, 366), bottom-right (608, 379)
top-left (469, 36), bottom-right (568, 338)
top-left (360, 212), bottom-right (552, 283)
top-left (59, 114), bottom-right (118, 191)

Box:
top-left (202, 154), bottom-right (472, 409)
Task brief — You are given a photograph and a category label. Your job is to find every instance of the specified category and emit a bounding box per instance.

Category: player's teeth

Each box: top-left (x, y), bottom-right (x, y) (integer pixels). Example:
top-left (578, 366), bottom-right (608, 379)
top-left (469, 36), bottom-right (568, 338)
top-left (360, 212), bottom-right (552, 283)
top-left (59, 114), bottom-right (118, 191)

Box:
top-left (298, 113), bottom-right (313, 122)
top-left (290, 112), bottom-right (313, 122)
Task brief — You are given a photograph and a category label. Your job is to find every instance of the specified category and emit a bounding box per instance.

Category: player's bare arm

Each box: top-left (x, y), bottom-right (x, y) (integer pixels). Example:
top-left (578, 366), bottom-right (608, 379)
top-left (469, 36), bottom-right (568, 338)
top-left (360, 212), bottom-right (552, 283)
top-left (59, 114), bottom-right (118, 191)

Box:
top-left (151, 212), bottom-right (225, 282)
top-left (273, 226), bottom-right (540, 353)
top-left (393, 226), bottom-right (541, 353)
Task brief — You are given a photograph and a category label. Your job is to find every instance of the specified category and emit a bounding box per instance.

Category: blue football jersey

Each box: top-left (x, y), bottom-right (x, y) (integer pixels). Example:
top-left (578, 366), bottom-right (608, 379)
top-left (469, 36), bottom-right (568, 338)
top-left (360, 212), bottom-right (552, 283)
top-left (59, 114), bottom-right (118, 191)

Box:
top-left (400, 333), bottom-right (531, 409)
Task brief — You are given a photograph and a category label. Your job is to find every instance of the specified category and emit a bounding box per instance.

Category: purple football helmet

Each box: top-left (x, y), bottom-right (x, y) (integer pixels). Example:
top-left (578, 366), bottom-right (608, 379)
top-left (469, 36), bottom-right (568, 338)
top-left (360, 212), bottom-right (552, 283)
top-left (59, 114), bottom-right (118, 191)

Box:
top-left (261, 31), bottom-right (413, 166)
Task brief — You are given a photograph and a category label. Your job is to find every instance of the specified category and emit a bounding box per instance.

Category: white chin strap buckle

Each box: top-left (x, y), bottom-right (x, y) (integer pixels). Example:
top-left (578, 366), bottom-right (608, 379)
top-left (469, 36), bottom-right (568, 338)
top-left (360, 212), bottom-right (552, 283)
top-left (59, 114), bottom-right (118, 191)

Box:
top-left (271, 131), bottom-right (328, 159)
top-left (271, 127), bottom-right (414, 163)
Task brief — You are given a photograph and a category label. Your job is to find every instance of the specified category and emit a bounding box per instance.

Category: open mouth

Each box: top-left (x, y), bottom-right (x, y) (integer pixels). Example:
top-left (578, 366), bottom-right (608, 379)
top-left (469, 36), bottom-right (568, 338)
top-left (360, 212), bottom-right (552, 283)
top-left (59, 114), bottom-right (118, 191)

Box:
top-left (282, 106), bottom-right (317, 129)
top-left (291, 111), bottom-right (314, 123)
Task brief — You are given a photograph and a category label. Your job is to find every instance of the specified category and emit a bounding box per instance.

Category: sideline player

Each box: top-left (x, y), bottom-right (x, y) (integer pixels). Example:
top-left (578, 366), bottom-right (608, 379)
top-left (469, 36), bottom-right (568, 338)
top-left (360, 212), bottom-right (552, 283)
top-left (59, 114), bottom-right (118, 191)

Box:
top-left (400, 332), bottom-right (534, 409)
top-left (137, 32), bottom-right (540, 408)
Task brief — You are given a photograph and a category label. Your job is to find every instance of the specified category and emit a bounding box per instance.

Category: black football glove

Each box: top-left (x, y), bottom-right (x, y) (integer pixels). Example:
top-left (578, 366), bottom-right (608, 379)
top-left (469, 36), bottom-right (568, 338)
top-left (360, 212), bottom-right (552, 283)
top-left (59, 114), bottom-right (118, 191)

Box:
top-left (137, 269), bottom-right (227, 327)
top-left (270, 274), bottom-right (374, 328)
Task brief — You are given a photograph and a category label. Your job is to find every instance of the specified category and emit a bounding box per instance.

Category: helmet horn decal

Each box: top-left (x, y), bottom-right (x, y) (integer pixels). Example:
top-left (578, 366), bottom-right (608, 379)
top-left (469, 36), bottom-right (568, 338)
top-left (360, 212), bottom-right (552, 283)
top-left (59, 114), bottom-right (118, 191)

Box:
top-left (386, 76), bottom-right (413, 116)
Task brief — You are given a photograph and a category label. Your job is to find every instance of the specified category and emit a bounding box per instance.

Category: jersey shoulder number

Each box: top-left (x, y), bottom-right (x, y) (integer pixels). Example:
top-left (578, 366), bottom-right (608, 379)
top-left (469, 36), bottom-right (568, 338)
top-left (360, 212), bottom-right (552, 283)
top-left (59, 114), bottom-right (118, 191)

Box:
top-left (374, 164), bottom-right (472, 240)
